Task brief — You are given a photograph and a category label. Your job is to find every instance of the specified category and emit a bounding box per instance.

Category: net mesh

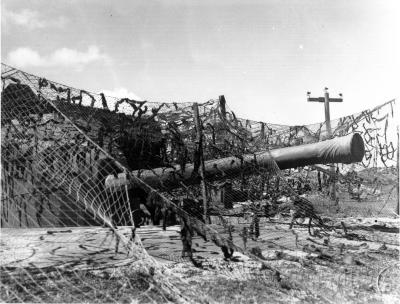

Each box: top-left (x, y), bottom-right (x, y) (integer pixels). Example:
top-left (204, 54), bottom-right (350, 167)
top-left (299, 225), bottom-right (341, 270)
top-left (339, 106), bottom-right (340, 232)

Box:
top-left (1, 63), bottom-right (399, 303)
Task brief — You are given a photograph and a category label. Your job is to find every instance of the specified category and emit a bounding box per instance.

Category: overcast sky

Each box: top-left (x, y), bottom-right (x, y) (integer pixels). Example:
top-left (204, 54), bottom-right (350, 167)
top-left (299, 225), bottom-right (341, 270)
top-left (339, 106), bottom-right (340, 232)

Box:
top-left (1, 0), bottom-right (399, 125)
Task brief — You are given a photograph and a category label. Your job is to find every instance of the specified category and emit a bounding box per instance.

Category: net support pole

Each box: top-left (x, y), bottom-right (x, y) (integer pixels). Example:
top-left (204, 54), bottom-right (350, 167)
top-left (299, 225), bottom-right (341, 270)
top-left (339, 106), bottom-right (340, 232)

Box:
top-left (193, 102), bottom-right (208, 223)
top-left (219, 95), bottom-right (227, 119)
top-left (397, 125), bottom-right (399, 215)
top-left (260, 122), bottom-right (265, 141)
top-left (324, 90), bottom-right (337, 203)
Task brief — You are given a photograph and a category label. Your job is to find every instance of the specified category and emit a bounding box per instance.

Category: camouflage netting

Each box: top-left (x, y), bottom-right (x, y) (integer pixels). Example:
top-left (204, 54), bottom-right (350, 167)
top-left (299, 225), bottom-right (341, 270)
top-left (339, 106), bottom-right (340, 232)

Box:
top-left (1, 63), bottom-right (399, 303)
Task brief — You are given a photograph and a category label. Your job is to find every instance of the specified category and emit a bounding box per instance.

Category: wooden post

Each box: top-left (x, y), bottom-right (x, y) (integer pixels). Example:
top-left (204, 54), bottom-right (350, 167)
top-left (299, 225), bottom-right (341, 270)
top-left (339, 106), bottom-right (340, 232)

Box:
top-left (218, 94), bottom-right (228, 155)
top-left (265, 173), bottom-right (270, 196)
top-left (324, 89), bottom-right (336, 202)
top-left (397, 126), bottom-right (399, 215)
top-left (193, 103), bottom-right (208, 223)
top-left (219, 95), bottom-right (227, 120)
top-left (308, 88), bottom-right (343, 204)
top-left (260, 122), bottom-right (265, 140)
top-left (324, 89), bottom-right (333, 138)
top-left (275, 176), bottom-right (280, 192)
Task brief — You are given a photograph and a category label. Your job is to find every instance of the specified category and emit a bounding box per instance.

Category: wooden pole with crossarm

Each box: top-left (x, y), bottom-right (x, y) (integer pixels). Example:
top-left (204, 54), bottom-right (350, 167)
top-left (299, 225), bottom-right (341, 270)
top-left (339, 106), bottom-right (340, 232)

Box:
top-left (307, 87), bottom-right (343, 203)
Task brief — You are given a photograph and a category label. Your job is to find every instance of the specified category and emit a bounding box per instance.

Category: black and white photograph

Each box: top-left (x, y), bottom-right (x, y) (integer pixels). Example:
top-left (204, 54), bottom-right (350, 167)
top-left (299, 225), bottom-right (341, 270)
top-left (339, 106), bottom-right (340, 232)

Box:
top-left (1, 0), bottom-right (399, 303)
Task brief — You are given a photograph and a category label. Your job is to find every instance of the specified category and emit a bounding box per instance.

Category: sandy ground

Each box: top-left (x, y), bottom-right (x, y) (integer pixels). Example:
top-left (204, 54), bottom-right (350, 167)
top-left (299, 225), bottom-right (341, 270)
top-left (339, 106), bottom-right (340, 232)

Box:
top-left (1, 217), bottom-right (398, 269)
top-left (1, 216), bottom-right (399, 303)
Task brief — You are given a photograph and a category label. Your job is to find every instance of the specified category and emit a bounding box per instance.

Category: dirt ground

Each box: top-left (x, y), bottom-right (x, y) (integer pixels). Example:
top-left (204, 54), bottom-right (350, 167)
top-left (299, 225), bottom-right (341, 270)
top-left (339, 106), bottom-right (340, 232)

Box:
top-left (141, 216), bottom-right (400, 303)
top-left (1, 214), bottom-right (399, 303)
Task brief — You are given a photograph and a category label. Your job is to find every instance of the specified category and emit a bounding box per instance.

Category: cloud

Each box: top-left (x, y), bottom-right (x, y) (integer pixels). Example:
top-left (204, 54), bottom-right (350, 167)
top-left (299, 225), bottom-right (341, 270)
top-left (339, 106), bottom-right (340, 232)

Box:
top-left (6, 46), bottom-right (110, 69)
top-left (3, 8), bottom-right (68, 30)
top-left (102, 88), bottom-right (144, 102)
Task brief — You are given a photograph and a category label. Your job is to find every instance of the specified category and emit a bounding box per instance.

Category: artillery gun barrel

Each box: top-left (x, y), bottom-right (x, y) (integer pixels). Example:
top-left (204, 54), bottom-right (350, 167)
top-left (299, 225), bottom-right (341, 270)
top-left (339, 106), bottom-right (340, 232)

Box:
top-left (133, 133), bottom-right (365, 189)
